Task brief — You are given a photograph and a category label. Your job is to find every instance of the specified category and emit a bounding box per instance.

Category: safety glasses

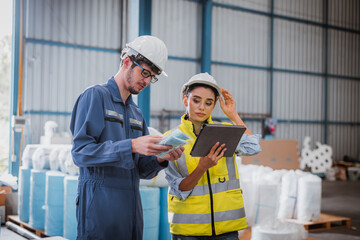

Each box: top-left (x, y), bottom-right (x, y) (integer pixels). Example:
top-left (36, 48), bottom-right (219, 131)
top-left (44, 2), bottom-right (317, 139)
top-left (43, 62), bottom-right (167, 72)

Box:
top-left (132, 60), bottom-right (158, 83)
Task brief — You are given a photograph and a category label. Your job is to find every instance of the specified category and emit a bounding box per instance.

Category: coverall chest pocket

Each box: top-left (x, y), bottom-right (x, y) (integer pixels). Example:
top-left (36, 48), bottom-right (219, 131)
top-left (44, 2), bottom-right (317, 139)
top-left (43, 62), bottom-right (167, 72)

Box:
top-left (130, 124), bottom-right (143, 138)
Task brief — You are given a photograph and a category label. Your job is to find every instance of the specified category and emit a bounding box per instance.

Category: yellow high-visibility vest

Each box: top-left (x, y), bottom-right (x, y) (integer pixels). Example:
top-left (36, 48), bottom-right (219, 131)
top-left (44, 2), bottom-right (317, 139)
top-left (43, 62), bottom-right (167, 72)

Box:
top-left (168, 115), bottom-right (247, 236)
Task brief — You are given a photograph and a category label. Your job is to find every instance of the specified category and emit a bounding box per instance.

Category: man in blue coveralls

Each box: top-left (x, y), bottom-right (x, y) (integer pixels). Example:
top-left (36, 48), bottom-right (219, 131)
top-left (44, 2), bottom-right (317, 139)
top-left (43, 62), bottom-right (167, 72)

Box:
top-left (70, 35), bottom-right (184, 240)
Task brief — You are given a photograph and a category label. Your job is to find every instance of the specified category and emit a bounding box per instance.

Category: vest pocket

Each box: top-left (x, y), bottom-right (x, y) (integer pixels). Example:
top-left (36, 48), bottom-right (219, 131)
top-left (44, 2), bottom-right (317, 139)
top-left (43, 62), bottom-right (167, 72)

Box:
top-left (224, 188), bottom-right (245, 209)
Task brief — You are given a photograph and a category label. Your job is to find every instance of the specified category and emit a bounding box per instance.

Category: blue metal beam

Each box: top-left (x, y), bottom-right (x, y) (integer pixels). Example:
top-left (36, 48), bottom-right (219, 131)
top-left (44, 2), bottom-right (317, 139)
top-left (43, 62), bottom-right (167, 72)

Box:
top-left (201, 0), bottom-right (212, 73)
top-left (26, 38), bottom-right (120, 53)
top-left (9, 0), bottom-right (21, 176)
top-left (269, 0), bottom-right (274, 117)
top-left (10, 0), bottom-right (20, 117)
top-left (213, 2), bottom-right (360, 34)
top-left (324, 0), bottom-right (329, 144)
top-left (137, 0), bottom-right (152, 126)
top-left (150, 115), bottom-right (360, 126)
top-left (24, 110), bottom-right (72, 116)
top-left (168, 56), bottom-right (200, 62)
top-left (212, 61), bottom-right (360, 81)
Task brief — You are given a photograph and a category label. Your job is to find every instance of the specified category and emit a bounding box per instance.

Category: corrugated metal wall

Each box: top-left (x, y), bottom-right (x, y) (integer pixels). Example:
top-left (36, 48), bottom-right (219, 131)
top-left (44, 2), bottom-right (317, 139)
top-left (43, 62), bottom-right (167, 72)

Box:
top-left (23, 0), bottom-right (123, 143)
top-left (150, 0), bottom-right (202, 132)
top-left (150, 0), bottom-right (360, 161)
top-left (21, 0), bottom-right (359, 161)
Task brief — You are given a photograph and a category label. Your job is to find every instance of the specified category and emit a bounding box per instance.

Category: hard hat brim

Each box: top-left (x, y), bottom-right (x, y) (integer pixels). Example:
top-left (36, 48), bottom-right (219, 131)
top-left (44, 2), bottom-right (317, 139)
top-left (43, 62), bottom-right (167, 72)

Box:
top-left (183, 80), bottom-right (222, 96)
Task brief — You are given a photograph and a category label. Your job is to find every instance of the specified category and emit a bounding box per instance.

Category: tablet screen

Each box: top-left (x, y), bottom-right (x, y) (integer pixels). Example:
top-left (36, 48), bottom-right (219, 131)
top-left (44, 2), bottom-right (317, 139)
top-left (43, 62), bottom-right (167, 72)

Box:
top-left (190, 124), bottom-right (246, 157)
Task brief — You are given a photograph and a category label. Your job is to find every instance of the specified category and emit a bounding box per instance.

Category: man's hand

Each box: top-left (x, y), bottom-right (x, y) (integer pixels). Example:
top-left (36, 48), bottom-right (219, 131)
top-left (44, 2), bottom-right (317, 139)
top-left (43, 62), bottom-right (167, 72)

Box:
top-left (131, 135), bottom-right (172, 156)
top-left (157, 147), bottom-right (185, 163)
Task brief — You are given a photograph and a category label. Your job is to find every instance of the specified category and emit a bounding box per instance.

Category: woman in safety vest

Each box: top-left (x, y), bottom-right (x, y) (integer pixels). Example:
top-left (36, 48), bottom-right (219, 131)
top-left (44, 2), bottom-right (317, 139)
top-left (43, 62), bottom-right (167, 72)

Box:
top-left (165, 72), bottom-right (261, 240)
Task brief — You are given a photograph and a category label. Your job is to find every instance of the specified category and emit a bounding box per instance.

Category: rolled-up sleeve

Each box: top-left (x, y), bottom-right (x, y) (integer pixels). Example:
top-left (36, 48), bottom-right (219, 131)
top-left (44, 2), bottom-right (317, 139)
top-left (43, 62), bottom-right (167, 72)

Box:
top-left (165, 161), bottom-right (192, 200)
top-left (236, 134), bottom-right (262, 156)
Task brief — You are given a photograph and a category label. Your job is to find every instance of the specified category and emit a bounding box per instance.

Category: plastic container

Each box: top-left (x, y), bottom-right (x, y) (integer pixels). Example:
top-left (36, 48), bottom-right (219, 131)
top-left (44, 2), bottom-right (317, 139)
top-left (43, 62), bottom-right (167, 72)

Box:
top-left (44, 171), bottom-right (66, 236)
top-left (18, 167), bottom-right (31, 222)
top-left (140, 187), bottom-right (160, 240)
top-left (29, 169), bottom-right (47, 229)
top-left (159, 186), bottom-right (171, 240)
top-left (63, 175), bottom-right (79, 240)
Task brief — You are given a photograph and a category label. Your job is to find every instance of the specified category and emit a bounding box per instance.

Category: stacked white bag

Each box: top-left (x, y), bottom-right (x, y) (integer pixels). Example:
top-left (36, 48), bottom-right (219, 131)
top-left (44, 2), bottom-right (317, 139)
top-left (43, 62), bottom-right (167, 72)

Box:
top-left (297, 174), bottom-right (322, 221)
top-left (236, 160), bottom-right (321, 240)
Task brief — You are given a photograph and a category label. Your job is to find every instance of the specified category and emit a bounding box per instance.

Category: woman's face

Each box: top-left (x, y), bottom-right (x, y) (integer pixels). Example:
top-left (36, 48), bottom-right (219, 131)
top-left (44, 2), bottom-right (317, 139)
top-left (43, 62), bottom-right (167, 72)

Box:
top-left (184, 86), bottom-right (217, 124)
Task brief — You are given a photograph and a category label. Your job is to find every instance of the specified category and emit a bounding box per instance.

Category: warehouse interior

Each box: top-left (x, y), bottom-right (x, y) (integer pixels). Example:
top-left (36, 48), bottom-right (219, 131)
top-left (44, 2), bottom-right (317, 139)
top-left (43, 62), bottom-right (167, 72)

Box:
top-left (1, 0), bottom-right (359, 239)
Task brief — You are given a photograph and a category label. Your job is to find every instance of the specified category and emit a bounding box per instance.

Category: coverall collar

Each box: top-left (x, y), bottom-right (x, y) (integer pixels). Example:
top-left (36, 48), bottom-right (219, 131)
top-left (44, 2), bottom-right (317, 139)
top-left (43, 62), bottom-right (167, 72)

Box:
top-left (107, 77), bottom-right (134, 105)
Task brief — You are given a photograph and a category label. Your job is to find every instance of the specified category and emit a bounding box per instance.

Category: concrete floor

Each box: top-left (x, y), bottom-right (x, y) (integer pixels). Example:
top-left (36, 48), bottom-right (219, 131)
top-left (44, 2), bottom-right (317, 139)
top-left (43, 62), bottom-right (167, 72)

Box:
top-left (1, 180), bottom-right (359, 240)
top-left (308, 180), bottom-right (360, 240)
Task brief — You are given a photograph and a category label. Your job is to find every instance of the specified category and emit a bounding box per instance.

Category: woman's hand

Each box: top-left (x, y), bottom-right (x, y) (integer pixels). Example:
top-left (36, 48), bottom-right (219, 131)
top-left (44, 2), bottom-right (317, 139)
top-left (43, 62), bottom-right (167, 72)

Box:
top-left (219, 88), bottom-right (238, 121)
top-left (179, 142), bottom-right (226, 191)
top-left (198, 142), bottom-right (227, 170)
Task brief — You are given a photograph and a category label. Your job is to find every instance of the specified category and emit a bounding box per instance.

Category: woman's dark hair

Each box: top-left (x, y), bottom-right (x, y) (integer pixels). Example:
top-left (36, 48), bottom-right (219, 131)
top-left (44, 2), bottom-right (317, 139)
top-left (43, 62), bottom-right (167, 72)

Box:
top-left (184, 83), bottom-right (219, 101)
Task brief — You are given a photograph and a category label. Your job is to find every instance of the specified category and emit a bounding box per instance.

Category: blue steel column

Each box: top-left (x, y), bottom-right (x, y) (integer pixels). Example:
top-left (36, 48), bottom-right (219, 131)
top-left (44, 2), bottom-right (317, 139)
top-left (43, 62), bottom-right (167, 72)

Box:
top-left (138, 0), bottom-right (152, 125)
top-left (201, 0), bottom-right (212, 73)
top-left (324, 0), bottom-right (329, 143)
top-left (9, 0), bottom-right (21, 176)
top-left (270, 0), bottom-right (274, 117)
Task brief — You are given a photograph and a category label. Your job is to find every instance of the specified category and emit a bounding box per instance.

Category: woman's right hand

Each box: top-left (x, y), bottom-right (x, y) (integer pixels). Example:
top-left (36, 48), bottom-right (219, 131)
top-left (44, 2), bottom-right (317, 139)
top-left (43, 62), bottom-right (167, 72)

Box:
top-left (198, 142), bottom-right (227, 170)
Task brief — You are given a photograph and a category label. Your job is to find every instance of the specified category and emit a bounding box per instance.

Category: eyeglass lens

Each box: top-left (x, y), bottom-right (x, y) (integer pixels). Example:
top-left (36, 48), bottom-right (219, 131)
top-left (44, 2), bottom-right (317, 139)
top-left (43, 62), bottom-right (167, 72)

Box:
top-left (133, 60), bottom-right (158, 83)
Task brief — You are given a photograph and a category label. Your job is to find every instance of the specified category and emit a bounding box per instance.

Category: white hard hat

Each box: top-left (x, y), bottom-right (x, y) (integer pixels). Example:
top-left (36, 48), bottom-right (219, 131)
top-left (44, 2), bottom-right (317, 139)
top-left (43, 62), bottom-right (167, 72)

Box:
top-left (181, 72), bottom-right (222, 98)
top-left (126, 35), bottom-right (168, 77)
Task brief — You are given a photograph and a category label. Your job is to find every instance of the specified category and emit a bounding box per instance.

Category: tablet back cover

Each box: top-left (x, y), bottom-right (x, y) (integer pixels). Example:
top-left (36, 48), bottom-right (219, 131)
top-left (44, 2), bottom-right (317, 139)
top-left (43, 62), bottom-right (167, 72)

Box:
top-left (190, 124), bottom-right (246, 157)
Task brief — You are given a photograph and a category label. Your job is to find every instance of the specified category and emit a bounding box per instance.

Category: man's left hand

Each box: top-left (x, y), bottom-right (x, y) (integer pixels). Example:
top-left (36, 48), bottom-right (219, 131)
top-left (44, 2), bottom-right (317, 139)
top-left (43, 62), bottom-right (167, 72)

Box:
top-left (158, 147), bottom-right (184, 162)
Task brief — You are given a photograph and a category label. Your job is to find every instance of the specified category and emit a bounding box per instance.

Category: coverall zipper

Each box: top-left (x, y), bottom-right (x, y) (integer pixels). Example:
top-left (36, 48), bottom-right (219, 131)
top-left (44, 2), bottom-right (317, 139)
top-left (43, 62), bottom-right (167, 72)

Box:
top-left (206, 170), bottom-right (216, 236)
top-left (124, 102), bottom-right (137, 238)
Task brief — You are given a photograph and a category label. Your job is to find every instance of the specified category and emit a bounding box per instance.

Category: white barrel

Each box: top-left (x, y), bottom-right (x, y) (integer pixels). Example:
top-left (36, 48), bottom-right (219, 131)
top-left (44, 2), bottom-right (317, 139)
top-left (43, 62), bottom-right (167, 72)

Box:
top-left (18, 167), bottom-right (31, 222)
top-left (140, 187), bottom-right (160, 240)
top-left (63, 175), bottom-right (78, 240)
top-left (44, 171), bottom-right (66, 236)
top-left (29, 169), bottom-right (47, 229)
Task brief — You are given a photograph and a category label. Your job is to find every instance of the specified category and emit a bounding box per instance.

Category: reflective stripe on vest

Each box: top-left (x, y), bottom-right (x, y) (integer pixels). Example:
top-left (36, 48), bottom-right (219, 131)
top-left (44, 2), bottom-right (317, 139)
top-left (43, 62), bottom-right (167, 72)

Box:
top-left (169, 208), bottom-right (246, 224)
top-left (168, 117), bottom-right (247, 235)
top-left (176, 156), bottom-right (235, 180)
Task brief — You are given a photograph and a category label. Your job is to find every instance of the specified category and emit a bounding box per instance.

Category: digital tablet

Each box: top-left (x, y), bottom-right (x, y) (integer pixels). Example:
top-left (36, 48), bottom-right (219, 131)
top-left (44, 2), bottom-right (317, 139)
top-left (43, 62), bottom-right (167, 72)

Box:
top-left (190, 124), bottom-right (247, 157)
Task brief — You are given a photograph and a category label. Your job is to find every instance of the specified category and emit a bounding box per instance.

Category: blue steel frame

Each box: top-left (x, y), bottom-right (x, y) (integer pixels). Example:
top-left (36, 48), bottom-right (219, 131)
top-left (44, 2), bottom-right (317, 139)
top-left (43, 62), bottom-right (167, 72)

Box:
top-left (157, 0), bottom-right (360, 145)
top-left (12, 0), bottom-right (360, 171)
top-left (137, 0), bottom-right (152, 126)
top-left (9, 0), bottom-right (21, 176)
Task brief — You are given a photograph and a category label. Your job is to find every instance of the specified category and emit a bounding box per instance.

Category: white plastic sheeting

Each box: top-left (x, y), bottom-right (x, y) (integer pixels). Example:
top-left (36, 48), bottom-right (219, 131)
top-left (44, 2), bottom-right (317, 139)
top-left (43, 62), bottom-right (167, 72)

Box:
top-left (297, 174), bottom-right (322, 222)
top-left (252, 220), bottom-right (307, 240)
top-left (22, 144), bottom-right (41, 169)
top-left (237, 160), bottom-right (322, 227)
top-left (277, 170), bottom-right (298, 219)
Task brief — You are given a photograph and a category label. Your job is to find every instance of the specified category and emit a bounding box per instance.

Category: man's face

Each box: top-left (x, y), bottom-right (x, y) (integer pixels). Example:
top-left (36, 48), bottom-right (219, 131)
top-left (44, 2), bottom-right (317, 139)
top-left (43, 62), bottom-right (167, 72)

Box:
top-left (125, 61), bottom-right (156, 95)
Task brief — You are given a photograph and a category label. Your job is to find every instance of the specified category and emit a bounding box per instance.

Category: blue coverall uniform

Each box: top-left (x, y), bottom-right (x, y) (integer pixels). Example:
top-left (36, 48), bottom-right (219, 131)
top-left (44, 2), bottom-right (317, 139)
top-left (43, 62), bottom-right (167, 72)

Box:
top-left (70, 77), bottom-right (167, 240)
